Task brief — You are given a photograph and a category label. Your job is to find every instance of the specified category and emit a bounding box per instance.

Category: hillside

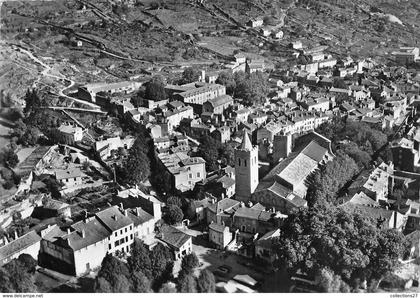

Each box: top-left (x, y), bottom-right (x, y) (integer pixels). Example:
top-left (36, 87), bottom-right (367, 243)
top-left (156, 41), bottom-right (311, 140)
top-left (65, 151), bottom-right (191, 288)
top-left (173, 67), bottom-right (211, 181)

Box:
top-left (0, 0), bottom-right (419, 104)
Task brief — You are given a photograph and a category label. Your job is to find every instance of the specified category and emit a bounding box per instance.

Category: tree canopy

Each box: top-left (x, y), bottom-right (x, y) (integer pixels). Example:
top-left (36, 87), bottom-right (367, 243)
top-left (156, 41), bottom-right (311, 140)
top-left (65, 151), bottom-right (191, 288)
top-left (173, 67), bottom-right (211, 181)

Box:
top-left (274, 205), bottom-right (409, 290)
top-left (145, 76), bottom-right (166, 101)
top-left (181, 67), bottom-right (201, 84)
top-left (180, 252), bottom-right (199, 274)
top-left (166, 205), bottom-right (184, 225)
top-left (197, 269), bottom-right (216, 293)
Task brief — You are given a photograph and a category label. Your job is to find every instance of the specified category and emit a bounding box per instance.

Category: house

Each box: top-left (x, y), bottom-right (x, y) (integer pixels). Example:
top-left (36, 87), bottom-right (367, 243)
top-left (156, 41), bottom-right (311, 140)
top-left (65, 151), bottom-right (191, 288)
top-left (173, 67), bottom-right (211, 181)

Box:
top-left (392, 47), bottom-right (420, 65)
top-left (39, 204), bottom-right (151, 276)
top-left (390, 136), bottom-right (420, 173)
top-left (173, 83), bottom-right (226, 113)
top-left (202, 95), bottom-right (234, 115)
top-left (348, 162), bottom-right (393, 202)
top-left (94, 136), bottom-right (135, 161)
top-left (209, 222), bottom-right (233, 250)
top-left (255, 229), bottom-right (280, 262)
top-left (339, 202), bottom-right (405, 230)
top-left (55, 168), bottom-right (84, 188)
top-left (232, 206), bottom-right (279, 235)
top-left (206, 198), bottom-right (241, 226)
top-left (157, 152), bottom-right (206, 193)
top-left (247, 17), bottom-right (263, 28)
top-left (211, 126), bottom-right (231, 143)
top-left (0, 230), bottom-right (41, 266)
top-left (300, 97), bottom-right (330, 112)
top-left (57, 124), bottom-right (83, 145)
top-left (190, 195), bottom-right (215, 223)
top-left (158, 104), bottom-right (194, 135)
top-left (272, 30), bottom-right (283, 39)
top-left (156, 225), bottom-right (192, 260)
top-left (78, 81), bottom-right (142, 102)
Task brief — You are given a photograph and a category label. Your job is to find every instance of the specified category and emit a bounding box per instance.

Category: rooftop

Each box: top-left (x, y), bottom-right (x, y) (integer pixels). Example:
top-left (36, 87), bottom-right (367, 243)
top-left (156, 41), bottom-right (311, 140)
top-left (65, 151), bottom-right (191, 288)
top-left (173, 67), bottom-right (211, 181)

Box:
top-left (0, 231), bottom-right (41, 262)
top-left (158, 225), bottom-right (191, 249)
top-left (95, 206), bottom-right (133, 232)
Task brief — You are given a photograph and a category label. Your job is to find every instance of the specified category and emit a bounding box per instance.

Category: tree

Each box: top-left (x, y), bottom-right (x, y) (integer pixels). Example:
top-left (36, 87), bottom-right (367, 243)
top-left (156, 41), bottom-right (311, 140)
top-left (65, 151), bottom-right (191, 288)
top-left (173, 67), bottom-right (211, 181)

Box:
top-left (127, 239), bottom-right (152, 278)
top-left (121, 135), bottom-right (151, 185)
top-left (167, 196), bottom-right (183, 208)
top-left (94, 254), bottom-right (131, 292)
top-left (0, 267), bottom-right (15, 293)
top-left (216, 71), bottom-right (236, 95)
top-left (20, 127), bottom-right (40, 146)
top-left (10, 119), bottom-right (26, 140)
top-left (1, 148), bottom-right (19, 168)
top-left (197, 269), bottom-right (216, 292)
top-left (3, 259), bottom-right (37, 292)
top-left (181, 67), bottom-right (200, 84)
top-left (145, 76), bottom-right (166, 101)
top-left (274, 205), bottom-right (408, 290)
top-left (306, 151), bottom-right (358, 206)
top-left (166, 205), bottom-right (184, 225)
top-left (177, 271), bottom-right (197, 293)
top-left (131, 270), bottom-right (151, 292)
top-left (333, 78), bottom-right (347, 89)
top-left (23, 89), bottom-right (43, 115)
top-left (235, 71), bottom-right (269, 106)
top-left (150, 243), bottom-right (174, 291)
top-left (180, 252), bottom-right (199, 274)
top-left (17, 254), bottom-right (37, 274)
top-left (317, 267), bottom-right (351, 293)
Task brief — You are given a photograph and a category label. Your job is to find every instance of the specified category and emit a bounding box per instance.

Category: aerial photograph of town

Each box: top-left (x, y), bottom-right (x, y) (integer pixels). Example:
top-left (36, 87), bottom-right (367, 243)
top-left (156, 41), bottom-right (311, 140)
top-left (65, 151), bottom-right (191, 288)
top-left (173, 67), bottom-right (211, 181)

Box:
top-left (0, 0), bottom-right (419, 295)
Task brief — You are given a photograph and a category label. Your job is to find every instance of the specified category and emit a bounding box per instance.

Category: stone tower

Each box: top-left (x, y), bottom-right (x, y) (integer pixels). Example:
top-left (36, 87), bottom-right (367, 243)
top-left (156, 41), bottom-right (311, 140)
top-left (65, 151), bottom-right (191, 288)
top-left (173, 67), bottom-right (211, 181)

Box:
top-left (273, 133), bottom-right (292, 162)
top-left (235, 130), bottom-right (259, 200)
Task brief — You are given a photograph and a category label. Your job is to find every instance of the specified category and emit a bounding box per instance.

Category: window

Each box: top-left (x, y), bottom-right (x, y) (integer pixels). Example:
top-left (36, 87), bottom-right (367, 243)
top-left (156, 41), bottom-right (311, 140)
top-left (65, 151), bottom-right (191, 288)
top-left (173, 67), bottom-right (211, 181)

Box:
top-left (197, 172), bottom-right (200, 178)
top-left (189, 173), bottom-right (192, 179)
top-left (126, 236), bottom-right (128, 242)
top-left (130, 235), bottom-right (133, 240)
top-left (121, 238), bottom-right (125, 244)
top-left (120, 230), bottom-right (123, 235)
top-left (125, 228), bottom-right (127, 233)
top-left (115, 240), bottom-right (119, 247)
top-left (114, 232), bottom-right (117, 237)
top-left (130, 226), bottom-right (132, 230)
top-left (238, 158), bottom-right (241, 167)
top-left (244, 160), bottom-right (247, 167)
top-left (108, 244), bottom-right (111, 250)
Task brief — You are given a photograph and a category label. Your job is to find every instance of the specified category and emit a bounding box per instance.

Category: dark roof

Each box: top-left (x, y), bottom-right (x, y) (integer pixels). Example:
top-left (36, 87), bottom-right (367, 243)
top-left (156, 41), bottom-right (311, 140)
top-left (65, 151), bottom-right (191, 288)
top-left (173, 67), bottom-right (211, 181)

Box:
top-left (339, 202), bottom-right (394, 225)
top-left (251, 203), bottom-right (266, 211)
top-left (206, 95), bottom-right (233, 108)
top-left (158, 225), bottom-right (191, 249)
top-left (234, 207), bottom-right (274, 222)
top-left (127, 208), bottom-right (154, 226)
top-left (95, 206), bottom-right (133, 232)
top-left (208, 198), bottom-right (240, 214)
top-left (67, 217), bottom-right (111, 251)
top-left (0, 231), bottom-right (41, 262)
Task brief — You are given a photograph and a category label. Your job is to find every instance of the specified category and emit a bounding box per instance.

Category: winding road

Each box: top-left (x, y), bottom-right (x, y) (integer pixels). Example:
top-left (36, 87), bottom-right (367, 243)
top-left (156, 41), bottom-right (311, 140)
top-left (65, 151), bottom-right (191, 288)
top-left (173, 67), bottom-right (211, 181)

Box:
top-left (10, 43), bottom-right (102, 110)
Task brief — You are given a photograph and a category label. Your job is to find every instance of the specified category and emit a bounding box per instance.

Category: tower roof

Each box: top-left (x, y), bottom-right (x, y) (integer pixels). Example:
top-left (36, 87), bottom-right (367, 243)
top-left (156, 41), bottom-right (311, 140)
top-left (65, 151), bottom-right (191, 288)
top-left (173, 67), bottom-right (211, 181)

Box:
top-left (240, 130), bottom-right (253, 151)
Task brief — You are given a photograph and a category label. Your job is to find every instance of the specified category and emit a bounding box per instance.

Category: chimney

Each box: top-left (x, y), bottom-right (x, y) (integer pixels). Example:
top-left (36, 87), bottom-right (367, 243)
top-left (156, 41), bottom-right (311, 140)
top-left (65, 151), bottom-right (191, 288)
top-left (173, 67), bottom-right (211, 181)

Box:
top-left (113, 215), bottom-right (118, 221)
top-left (120, 202), bottom-right (124, 209)
top-left (81, 229), bottom-right (86, 238)
top-left (124, 209), bottom-right (128, 217)
top-left (3, 236), bottom-right (8, 245)
top-left (14, 230), bottom-right (18, 240)
top-left (67, 228), bottom-right (71, 235)
top-left (136, 207), bottom-right (140, 216)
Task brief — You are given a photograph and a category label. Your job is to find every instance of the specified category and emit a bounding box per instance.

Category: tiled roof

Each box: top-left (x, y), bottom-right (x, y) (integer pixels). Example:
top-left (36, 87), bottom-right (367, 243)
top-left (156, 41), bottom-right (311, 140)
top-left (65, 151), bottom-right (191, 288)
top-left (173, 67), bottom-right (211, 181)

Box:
top-left (234, 207), bottom-right (274, 222)
top-left (349, 192), bottom-right (380, 207)
top-left (95, 206), bottom-right (133, 232)
top-left (208, 198), bottom-right (240, 214)
top-left (206, 95), bottom-right (233, 108)
top-left (217, 175), bottom-right (235, 189)
top-left (339, 202), bottom-right (394, 225)
top-left (127, 208), bottom-right (154, 226)
top-left (158, 225), bottom-right (191, 249)
top-left (0, 231), bottom-right (41, 262)
top-left (66, 217), bottom-right (111, 251)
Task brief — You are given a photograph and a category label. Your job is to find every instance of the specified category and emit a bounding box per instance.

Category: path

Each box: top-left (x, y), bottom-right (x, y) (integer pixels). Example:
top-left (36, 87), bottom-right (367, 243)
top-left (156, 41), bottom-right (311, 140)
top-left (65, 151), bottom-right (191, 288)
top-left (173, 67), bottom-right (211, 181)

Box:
top-left (9, 43), bottom-right (101, 110)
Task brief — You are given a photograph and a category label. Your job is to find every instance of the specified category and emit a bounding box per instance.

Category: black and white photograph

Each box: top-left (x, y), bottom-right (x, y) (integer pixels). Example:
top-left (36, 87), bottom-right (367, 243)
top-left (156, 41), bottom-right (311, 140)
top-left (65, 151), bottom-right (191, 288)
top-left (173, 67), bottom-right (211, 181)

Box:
top-left (0, 0), bottom-right (419, 295)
